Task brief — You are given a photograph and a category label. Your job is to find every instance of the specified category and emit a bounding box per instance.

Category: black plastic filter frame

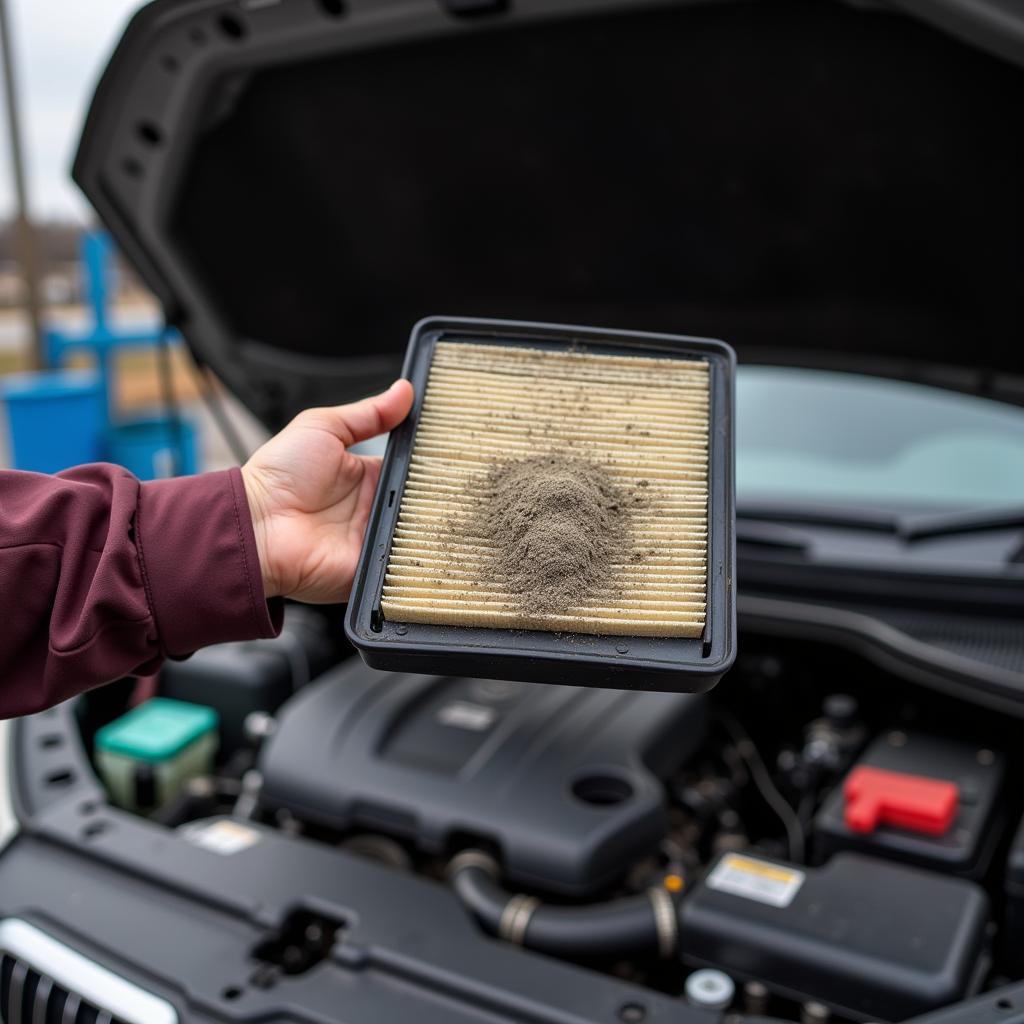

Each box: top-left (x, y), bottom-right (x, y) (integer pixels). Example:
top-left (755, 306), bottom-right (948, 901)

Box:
top-left (346, 316), bottom-right (735, 691)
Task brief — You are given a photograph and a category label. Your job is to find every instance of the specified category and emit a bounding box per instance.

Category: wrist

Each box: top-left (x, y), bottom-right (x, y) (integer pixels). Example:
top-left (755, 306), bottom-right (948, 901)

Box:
top-left (241, 465), bottom-right (280, 599)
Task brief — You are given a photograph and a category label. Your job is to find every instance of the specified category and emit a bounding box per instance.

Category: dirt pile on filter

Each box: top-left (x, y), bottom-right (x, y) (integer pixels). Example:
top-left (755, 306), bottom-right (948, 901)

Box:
top-left (468, 454), bottom-right (630, 614)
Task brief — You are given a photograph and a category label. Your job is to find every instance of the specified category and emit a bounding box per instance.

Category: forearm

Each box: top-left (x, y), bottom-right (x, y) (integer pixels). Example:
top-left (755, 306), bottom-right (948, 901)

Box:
top-left (0, 465), bottom-right (281, 718)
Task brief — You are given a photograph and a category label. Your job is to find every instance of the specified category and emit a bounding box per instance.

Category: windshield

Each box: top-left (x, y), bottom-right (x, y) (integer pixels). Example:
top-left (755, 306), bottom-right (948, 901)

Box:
top-left (736, 367), bottom-right (1024, 512)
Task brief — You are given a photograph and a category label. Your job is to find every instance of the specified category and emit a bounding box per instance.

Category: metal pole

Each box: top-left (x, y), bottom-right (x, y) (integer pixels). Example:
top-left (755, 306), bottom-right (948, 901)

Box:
top-left (0, 0), bottom-right (45, 370)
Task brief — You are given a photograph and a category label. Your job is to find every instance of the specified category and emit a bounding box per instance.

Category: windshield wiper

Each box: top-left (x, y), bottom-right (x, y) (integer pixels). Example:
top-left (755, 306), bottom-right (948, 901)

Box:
top-left (737, 505), bottom-right (901, 534)
top-left (900, 506), bottom-right (1024, 542)
top-left (735, 520), bottom-right (810, 553)
top-left (738, 504), bottom-right (1024, 544)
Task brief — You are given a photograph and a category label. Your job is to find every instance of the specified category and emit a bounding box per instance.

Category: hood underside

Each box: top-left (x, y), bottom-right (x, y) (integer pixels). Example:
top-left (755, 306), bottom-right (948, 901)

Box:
top-left (75, 0), bottom-right (1024, 428)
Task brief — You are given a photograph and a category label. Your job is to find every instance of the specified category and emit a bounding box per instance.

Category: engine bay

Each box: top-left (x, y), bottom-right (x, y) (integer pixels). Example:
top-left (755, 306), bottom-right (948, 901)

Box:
top-left (18, 609), bottom-right (1021, 1024)
top-left (0, 0), bottom-right (1016, 1018)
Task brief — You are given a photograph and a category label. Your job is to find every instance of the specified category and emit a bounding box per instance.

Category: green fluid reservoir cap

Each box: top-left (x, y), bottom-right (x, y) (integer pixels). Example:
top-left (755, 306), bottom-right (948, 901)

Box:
top-left (95, 698), bottom-right (218, 763)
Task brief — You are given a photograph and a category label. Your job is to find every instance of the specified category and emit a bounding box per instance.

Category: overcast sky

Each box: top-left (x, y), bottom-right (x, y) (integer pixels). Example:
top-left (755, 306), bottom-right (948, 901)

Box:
top-left (1, 0), bottom-right (140, 223)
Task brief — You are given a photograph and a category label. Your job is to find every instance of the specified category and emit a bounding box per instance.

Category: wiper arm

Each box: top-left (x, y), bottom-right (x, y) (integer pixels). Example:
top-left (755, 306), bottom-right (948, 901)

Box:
top-left (900, 506), bottom-right (1024, 542)
top-left (737, 505), bottom-right (901, 534)
top-left (738, 503), bottom-right (1024, 546)
top-left (735, 520), bottom-right (810, 553)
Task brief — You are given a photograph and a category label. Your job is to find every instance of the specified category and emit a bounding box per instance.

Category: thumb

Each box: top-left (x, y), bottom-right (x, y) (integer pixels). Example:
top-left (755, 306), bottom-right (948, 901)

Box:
top-left (308, 379), bottom-right (415, 447)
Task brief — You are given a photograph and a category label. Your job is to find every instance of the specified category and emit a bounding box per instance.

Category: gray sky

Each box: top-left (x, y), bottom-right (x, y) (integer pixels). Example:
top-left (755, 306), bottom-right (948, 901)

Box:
top-left (1, 0), bottom-right (140, 223)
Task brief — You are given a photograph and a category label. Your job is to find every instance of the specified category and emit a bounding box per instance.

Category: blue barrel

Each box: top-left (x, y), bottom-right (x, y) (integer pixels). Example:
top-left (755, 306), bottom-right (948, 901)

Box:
top-left (0, 369), bottom-right (106, 473)
top-left (107, 415), bottom-right (199, 480)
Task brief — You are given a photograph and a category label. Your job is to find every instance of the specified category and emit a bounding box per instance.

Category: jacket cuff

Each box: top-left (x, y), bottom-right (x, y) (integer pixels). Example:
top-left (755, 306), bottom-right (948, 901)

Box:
top-left (136, 467), bottom-right (283, 657)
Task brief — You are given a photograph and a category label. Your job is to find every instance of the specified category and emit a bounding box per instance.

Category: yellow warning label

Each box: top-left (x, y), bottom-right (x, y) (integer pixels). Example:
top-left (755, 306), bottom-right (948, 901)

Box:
top-left (721, 855), bottom-right (799, 883)
top-left (705, 853), bottom-right (805, 908)
top-left (184, 819), bottom-right (260, 856)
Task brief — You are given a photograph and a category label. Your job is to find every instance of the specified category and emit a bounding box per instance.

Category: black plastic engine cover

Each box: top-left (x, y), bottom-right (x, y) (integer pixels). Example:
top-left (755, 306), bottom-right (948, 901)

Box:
top-left (258, 660), bottom-right (707, 896)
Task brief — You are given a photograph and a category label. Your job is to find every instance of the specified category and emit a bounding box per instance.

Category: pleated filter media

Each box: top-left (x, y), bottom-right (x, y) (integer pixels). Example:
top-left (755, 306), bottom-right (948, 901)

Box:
top-left (381, 341), bottom-right (710, 637)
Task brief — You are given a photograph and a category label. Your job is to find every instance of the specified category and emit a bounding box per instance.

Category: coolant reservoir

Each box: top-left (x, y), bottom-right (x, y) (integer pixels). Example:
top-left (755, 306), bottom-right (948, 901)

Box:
top-left (95, 698), bottom-right (218, 811)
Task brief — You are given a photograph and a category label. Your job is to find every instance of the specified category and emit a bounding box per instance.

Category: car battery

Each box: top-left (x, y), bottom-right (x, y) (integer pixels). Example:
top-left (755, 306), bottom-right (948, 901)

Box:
top-left (95, 698), bottom-right (218, 811)
top-left (680, 851), bottom-right (989, 1021)
top-left (813, 730), bottom-right (1004, 879)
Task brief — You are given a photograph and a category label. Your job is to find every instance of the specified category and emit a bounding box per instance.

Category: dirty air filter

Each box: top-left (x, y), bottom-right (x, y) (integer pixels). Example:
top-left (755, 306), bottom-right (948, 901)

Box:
top-left (346, 317), bottom-right (735, 691)
top-left (387, 343), bottom-right (710, 635)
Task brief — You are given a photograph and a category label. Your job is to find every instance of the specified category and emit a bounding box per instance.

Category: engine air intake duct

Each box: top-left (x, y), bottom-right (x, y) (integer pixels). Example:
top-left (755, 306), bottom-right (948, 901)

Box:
top-left (449, 852), bottom-right (678, 960)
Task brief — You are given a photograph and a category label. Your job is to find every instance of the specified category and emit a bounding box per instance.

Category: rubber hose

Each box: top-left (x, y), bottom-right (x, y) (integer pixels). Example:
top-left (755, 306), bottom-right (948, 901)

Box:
top-left (450, 857), bottom-right (677, 959)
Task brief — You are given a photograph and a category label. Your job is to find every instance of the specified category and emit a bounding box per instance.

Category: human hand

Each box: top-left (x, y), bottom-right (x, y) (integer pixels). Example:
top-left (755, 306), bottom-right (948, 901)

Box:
top-left (241, 379), bottom-right (414, 603)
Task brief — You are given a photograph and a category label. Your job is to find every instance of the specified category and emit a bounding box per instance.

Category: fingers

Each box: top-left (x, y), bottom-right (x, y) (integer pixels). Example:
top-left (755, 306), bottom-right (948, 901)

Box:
top-left (306, 379), bottom-right (414, 447)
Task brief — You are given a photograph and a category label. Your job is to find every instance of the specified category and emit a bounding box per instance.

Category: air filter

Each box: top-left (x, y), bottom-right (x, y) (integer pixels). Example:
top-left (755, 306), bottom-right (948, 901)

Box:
top-left (347, 317), bottom-right (735, 692)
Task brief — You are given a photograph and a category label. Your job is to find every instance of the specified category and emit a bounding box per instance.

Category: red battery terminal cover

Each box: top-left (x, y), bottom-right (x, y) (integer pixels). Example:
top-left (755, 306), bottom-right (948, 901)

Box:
top-left (843, 765), bottom-right (959, 836)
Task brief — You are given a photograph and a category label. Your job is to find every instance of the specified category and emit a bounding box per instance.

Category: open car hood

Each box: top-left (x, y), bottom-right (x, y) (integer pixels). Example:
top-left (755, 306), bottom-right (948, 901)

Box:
top-left (74, 0), bottom-right (1024, 430)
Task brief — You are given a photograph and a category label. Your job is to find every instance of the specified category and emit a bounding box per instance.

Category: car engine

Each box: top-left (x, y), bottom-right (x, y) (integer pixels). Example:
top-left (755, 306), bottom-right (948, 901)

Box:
top-left (55, 607), bottom-right (1014, 1023)
top-left (258, 665), bottom-right (708, 897)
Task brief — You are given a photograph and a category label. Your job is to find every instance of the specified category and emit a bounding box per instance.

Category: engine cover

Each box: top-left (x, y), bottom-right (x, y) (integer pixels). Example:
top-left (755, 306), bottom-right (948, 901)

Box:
top-left (259, 661), bottom-right (707, 896)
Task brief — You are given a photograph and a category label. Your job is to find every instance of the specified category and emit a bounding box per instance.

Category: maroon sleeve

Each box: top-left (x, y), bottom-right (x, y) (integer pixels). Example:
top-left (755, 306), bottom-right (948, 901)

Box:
top-left (0, 463), bottom-right (282, 718)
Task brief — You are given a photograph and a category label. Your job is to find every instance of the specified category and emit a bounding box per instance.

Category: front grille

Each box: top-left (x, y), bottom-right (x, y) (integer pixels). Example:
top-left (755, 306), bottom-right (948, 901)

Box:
top-left (0, 920), bottom-right (177, 1024)
top-left (1, 952), bottom-right (125, 1022)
